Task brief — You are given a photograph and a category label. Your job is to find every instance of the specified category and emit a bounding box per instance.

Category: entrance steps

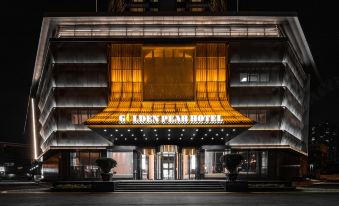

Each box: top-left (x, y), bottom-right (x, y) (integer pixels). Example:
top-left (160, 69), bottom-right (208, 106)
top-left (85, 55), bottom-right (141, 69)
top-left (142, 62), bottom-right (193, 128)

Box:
top-left (114, 180), bottom-right (226, 192)
top-left (51, 180), bottom-right (295, 192)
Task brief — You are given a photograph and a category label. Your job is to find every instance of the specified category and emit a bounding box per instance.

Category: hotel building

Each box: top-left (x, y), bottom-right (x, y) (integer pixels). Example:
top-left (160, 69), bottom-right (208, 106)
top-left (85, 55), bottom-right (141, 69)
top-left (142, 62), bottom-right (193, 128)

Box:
top-left (26, 1), bottom-right (315, 180)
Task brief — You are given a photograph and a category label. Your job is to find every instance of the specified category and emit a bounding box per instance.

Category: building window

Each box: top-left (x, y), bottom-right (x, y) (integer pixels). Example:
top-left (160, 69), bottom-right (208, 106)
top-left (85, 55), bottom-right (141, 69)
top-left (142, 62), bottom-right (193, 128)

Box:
top-left (261, 151), bottom-right (268, 176)
top-left (239, 110), bottom-right (267, 123)
top-left (191, 7), bottom-right (204, 12)
top-left (238, 151), bottom-right (258, 175)
top-left (130, 7), bottom-right (145, 12)
top-left (107, 151), bottom-right (133, 178)
top-left (238, 151), bottom-right (268, 177)
top-left (150, 8), bottom-right (158, 12)
top-left (71, 111), bottom-right (80, 125)
top-left (191, 0), bottom-right (202, 2)
top-left (257, 111), bottom-right (267, 123)
top-left (177, 8), bottom-right (185, 12)
top-left (239, 73), bottom-right (269, 83)
top-left (150, 0), bottom-right (158, 2)
top-left (240, 73), bottom-right (248, 82)
top-left (260, 73), bottom-right (269, 82)
top-left (70, 151), bottom-right (101, 179)
top-left (71, 109), bottom-right (99, 125)
top-left (132, 0), bottom-right (144, 2)
top-left (204, 151), bottom-right (226, 177)
top-left (249, 73), bottom-right (259, 82)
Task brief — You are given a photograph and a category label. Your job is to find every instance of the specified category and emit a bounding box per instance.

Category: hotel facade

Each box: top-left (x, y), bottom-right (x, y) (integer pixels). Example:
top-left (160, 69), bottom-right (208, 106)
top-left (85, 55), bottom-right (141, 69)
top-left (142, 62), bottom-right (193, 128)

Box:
top-left (27, 10), bottom-right (315, 180)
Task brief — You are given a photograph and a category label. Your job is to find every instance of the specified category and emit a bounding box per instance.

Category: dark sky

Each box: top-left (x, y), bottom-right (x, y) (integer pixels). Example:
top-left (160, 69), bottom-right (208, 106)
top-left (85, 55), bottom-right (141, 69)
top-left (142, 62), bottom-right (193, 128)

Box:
top-left (1, 0), bottom-right (338, 143)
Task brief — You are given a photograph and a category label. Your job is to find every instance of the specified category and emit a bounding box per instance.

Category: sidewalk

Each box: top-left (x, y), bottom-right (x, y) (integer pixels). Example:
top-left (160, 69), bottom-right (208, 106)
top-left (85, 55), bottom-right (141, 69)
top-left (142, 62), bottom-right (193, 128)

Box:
top-left (296, 180), bottom-right (339, 193)
top-left (319, 174), bottom-right (339, 182)
top-left (0, 181), bottom-right (51, 191)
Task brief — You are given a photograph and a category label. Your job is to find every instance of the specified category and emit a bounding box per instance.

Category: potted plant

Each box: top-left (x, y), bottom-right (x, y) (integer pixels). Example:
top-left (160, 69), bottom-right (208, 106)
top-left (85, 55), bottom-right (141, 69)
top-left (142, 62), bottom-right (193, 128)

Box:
top-left (95, 157), bottom-right (117, 181)
top-left (220, 153), bottom-right (243, 181)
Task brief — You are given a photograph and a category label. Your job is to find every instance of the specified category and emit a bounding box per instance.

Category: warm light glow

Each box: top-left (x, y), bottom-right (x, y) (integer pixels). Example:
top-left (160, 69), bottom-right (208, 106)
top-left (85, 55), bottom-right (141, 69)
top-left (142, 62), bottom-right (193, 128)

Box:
top-left (86, 43), bottom-right (254, 128)
top-left (119, 114), bottom-right (223, 124)
top-left (31, 98), bottom-right (38, 160)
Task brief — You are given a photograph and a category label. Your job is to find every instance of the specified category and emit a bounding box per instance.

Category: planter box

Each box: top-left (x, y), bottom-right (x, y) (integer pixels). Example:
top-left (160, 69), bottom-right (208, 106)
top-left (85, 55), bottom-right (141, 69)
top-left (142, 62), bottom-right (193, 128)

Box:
top-left (225, 181), bottom-right (248, 192)
top-left (52, 181), bottom-right (115, 192)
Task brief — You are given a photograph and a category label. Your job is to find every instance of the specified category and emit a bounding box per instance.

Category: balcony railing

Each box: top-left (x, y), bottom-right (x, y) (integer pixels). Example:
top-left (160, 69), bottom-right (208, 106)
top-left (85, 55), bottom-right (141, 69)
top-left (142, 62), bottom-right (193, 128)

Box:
top-left (56, 24), bottom-right (281, 38)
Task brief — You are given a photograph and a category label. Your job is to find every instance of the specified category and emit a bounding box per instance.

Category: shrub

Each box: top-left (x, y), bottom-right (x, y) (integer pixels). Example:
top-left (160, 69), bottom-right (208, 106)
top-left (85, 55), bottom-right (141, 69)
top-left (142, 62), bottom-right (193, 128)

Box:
top-left (220, 154), bottom-right (243, 173)
top-left (220, 153), bottom-right (243, 181)
top-left (95, 157), bottom-right (117, 174)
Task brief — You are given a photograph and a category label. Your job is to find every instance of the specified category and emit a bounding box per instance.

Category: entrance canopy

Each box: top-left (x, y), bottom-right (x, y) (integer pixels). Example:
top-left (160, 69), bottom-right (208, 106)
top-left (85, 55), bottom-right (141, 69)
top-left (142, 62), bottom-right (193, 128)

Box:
top-left (86, 43), bottom-right (254, 145)
top-left (86, 101), bottom-right (253, 128)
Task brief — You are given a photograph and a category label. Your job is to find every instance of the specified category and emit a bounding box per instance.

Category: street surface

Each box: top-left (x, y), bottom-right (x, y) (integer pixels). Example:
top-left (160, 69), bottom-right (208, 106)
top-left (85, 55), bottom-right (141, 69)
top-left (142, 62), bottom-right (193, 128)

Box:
top-left (1, 187), bottom-right (339, 206)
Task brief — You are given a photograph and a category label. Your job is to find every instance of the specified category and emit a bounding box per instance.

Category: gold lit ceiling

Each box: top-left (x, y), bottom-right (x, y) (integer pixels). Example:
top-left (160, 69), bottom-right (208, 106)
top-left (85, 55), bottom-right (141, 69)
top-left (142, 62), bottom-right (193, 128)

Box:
top-left (86, 43), bottom-right (254, 128)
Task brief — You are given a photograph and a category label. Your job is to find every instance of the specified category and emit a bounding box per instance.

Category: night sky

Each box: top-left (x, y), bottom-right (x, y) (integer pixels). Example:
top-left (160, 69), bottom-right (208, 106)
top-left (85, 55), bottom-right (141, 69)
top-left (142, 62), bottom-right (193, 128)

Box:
top-left (1, 0), bottom-right (338, 143)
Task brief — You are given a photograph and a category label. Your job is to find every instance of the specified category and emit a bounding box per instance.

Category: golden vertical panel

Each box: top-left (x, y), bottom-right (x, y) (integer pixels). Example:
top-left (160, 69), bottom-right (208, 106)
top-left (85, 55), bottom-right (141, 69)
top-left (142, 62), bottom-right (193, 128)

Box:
top-left (86, 43), bottom-right (253, 128)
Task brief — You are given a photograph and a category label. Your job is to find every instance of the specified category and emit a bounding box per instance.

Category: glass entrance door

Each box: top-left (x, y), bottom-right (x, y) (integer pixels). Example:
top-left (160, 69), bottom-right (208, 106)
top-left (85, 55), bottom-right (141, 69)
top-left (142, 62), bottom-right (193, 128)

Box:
top-left (156, 145), bottom-right (178, 180)
top-left (161, 153), bottom-right (176, 180)
top-left (182, 148), bottom-right (197, 180)
top-left (140, 149), bottom-right (155, 180)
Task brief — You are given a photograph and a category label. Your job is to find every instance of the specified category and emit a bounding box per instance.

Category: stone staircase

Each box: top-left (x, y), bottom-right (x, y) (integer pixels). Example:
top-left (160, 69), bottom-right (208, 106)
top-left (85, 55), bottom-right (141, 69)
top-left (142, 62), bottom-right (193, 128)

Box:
top-left (114, 180), bottom-right (225, 192)
top-left (51, 180), bottom-right (295, 192)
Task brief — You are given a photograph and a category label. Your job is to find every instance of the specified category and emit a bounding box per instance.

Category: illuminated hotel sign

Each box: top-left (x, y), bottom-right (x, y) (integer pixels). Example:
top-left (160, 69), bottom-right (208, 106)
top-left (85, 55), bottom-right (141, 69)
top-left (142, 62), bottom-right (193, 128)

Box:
top-left (86, 44), bottom-right (254, 128)
top-left (119, 115), bottom-right (223, 125)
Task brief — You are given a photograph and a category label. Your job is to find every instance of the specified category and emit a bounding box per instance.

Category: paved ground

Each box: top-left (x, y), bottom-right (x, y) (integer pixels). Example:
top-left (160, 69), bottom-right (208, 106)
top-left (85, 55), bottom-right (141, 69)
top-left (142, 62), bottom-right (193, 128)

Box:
top-left (0, 181), bottom-right (49, 191)
top-left (1, 181), bottom-right (339, 206)
top-left (1, 188), bottom-right (339, 206)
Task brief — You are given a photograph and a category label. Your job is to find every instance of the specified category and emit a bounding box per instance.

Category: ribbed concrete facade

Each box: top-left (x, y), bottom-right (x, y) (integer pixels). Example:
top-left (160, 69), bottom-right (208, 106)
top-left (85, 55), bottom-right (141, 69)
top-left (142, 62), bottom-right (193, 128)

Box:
top-left (229, 40), bottom-right (309, 153)
top-left (38, 43), bottom-right (111, 151)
